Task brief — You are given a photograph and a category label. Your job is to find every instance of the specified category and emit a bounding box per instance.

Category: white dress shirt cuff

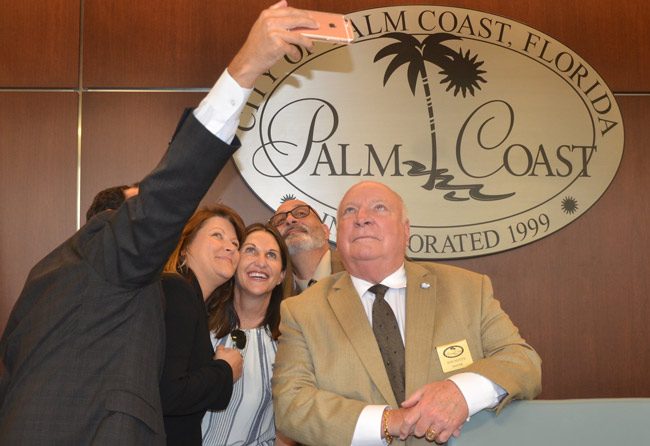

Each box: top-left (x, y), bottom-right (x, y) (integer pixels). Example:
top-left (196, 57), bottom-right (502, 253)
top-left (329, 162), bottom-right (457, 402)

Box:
top-left (193, 69), bottom-right (252, 144)
top-left (448, 372), bottom-right (506, 418)
top-left (351, 405), bottom-right (389, 446)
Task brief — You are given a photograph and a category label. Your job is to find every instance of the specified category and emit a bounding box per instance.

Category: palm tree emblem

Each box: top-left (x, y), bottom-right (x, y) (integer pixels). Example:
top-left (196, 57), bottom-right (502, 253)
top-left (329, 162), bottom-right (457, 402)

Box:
top-left (375, 32), bottom-right (513, 201)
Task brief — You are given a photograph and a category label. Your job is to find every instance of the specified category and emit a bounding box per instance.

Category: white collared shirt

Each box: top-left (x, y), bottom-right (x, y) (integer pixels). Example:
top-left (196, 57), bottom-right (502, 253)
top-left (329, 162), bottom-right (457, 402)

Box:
top-left (351, 267), bottom-right (408, 342)
top-left (350, 264), bottom-right (505, 445)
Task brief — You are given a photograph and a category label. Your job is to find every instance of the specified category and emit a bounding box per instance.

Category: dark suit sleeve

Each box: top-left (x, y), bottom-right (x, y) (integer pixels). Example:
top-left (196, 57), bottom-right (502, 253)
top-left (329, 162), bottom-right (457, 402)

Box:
top-left (82, 111), bottom-right (240, 288)
top-left (159, 275), bottom-right (234, 415)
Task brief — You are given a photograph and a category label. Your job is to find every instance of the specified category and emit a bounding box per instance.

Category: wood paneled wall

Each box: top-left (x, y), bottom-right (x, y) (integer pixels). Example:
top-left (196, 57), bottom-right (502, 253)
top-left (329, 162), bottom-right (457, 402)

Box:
top-left (1, 0), bottom-right (648, 400)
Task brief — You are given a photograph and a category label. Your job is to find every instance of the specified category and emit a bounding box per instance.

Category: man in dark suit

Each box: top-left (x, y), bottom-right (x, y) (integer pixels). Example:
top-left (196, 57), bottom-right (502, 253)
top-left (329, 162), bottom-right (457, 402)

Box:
top-left (271, 199), bottom-right (345, 295)
top-left (272, 181), bottom-right (542, 445)
top-left (0, 2), bottom-right (317, 444)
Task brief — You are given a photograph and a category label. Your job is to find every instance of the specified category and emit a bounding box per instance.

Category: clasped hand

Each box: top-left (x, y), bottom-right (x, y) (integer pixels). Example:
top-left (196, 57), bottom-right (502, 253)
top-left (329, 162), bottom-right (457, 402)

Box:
top-left (386, 380), bottom-right (469, 443)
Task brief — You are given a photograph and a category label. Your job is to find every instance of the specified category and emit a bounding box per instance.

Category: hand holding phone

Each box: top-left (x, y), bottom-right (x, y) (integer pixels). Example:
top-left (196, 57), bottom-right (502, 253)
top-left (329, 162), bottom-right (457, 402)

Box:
top-left (292, 11), bottom-right (354, 44)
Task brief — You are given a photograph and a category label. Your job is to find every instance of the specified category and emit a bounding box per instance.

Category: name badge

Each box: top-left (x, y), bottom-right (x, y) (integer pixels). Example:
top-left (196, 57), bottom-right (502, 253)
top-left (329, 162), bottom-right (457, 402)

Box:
top-left (436, 339), bottom-right (473, 373)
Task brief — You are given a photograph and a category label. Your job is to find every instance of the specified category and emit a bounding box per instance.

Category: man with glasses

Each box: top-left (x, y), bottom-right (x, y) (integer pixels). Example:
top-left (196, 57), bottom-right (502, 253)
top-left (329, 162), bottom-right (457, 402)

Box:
top-left (270, 199), bottom-right (344, 294)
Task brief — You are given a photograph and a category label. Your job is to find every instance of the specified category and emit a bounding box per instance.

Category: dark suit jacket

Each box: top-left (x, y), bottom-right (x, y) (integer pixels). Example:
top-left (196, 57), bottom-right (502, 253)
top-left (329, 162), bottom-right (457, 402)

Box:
top-left (160, 273), bottom-right (233, 445)
top-left (0, 111), bottom-right (237, 445)
top-left (273, 261), bottom-right (542, 445)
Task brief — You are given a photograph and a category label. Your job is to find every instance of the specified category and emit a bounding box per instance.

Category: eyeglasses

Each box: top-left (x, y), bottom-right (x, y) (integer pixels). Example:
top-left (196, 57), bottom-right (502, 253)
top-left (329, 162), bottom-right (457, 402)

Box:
top-left (230, 329), bottom-right (247, 350)
top-left (269, 204), bottom-right (321, 227)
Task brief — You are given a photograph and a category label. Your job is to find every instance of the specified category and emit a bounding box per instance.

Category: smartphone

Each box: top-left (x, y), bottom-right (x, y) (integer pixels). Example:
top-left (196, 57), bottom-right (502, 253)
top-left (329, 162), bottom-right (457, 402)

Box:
top-left (293, 11), bottom-right (354, 44)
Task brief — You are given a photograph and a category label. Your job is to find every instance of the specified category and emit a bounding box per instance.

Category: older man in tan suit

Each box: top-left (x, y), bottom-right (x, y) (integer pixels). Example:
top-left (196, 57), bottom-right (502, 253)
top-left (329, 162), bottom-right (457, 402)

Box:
top-left (272, 181), bottom-right (541, 445)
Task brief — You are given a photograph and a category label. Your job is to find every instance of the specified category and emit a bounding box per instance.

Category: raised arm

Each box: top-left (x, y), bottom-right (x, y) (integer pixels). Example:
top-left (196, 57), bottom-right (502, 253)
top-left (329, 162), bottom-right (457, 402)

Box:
top-left (81, 1), bottom-right (318, 287)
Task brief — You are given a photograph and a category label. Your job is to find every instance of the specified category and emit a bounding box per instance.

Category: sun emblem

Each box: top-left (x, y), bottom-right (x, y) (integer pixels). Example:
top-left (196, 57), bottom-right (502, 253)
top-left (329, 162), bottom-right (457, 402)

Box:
top-left (438, 48), bottom-right (487, 98)
top-left (280, 194), bottom-right (296, 203)
top-left (561, 196), bottom-right (578, 214)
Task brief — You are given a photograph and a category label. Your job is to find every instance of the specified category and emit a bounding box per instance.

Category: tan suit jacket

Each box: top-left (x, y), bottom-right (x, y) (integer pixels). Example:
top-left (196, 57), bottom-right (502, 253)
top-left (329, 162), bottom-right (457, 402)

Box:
top-left (272, 261), bottom-right (541, 445)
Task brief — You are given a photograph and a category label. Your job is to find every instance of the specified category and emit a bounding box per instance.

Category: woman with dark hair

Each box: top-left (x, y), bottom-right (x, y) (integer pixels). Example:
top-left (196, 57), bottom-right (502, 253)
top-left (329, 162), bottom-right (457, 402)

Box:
top-left (159, 205), bottom-right (246, 445)
top-left (202, 223), bottom-right (295, 446)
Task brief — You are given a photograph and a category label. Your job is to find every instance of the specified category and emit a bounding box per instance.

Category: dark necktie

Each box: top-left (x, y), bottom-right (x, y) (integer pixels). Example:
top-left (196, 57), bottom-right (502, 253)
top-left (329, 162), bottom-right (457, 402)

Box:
top-left (369, 284), bottom-right (405, 404)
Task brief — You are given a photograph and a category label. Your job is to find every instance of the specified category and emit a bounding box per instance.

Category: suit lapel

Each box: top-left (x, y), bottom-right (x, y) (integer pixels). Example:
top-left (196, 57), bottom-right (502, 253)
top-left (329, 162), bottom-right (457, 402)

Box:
top-left (404, 261), bottom-right (438, 397)
top-left (328, 273), bottom-right (398, 407)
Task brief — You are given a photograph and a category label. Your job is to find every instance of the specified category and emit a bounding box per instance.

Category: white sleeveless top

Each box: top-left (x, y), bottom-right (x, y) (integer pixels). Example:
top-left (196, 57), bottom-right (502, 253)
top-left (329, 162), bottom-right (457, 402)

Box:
top-left (201, 327), bottom-right (277, 446)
